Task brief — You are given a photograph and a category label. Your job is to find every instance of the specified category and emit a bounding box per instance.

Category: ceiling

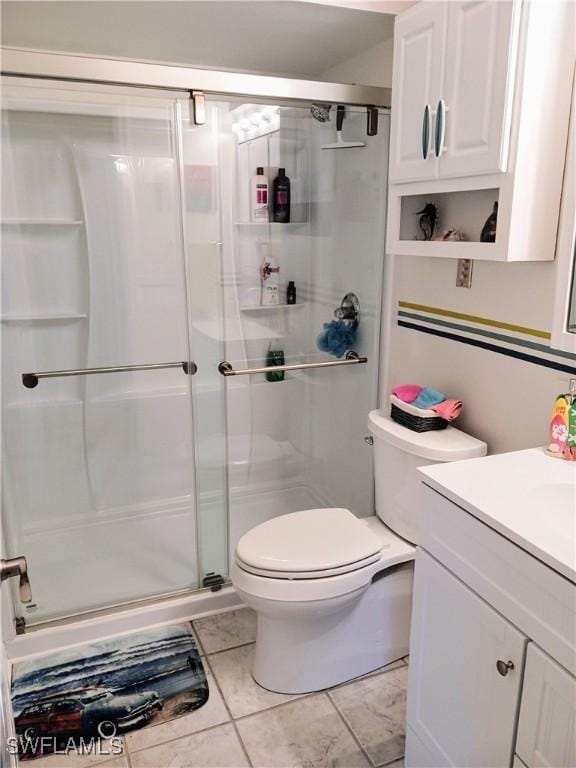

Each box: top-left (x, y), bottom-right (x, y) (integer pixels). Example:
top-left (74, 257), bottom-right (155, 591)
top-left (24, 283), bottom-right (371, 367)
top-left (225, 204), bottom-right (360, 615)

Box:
top-left (1, 1), bottom-right (397, 79)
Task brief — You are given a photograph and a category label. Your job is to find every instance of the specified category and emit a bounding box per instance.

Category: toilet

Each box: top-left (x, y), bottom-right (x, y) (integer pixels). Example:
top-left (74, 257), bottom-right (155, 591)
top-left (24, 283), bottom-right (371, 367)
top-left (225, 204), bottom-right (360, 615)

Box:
top-left (231, 410), bottom-right (487, 694)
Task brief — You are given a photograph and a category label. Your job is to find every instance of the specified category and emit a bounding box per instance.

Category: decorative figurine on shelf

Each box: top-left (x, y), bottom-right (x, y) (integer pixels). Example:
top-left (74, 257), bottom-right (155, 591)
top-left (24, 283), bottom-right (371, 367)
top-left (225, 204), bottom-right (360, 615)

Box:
top-left (480, 201), bottom-right (498, 243)
top-left (416, 203), bottom-right (438, 241)
top-left (433, 227), bottom-right (467, 242)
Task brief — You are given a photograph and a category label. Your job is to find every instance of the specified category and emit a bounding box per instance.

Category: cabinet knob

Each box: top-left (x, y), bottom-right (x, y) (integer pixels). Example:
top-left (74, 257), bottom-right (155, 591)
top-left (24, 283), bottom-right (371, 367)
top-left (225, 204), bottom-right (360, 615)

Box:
top-left (496, 659), bottom-right (514, 677)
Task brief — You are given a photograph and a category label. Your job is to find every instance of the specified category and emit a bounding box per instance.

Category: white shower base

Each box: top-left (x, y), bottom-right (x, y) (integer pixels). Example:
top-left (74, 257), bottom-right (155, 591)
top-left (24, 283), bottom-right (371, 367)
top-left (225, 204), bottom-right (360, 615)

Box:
top-left (17, 483), bottom-right (328, 629)
top-left (18, 499), bottom-right (199, 626)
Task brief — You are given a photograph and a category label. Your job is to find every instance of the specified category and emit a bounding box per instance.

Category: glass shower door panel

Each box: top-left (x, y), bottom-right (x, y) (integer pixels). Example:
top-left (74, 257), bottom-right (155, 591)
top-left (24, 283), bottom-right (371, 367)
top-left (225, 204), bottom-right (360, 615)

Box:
top-left (179, 99), bottom-right (229, 584)
top-left (1, 83), bottom-right (199, 623)
top-left (198, 99), bottom-right (389, 567)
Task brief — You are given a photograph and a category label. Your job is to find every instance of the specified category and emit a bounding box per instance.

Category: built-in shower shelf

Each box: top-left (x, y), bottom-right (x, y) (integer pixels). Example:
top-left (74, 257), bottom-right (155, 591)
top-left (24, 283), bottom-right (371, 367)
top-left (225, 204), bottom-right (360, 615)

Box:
top-left (1, 219), bottom-right (84, 227)
top-left (234, 221), bottom-right (306, 228)
top-left (240, 304), bottom-right (305, 313)
top-left (1, 313), bottom-right (87, 322)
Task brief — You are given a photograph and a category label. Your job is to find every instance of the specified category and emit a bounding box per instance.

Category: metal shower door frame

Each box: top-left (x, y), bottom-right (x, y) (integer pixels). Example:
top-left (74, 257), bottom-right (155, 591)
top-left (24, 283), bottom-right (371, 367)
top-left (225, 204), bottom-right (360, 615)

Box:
top-left (0, 47), bottom-right (391, 109)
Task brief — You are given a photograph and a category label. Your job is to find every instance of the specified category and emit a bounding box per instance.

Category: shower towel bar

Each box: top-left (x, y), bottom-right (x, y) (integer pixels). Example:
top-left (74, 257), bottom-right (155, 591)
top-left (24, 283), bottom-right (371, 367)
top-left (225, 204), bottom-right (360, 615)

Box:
top-left (22, 361), bottom-right (197, 389)
top-left (218, 351), bottom-right (367, 376)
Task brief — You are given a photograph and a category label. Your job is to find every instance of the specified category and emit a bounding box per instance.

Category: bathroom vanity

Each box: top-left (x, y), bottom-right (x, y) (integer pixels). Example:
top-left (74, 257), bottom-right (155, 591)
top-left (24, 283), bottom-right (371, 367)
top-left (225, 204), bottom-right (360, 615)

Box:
top-left (405, 448), bottom-right (576, 768)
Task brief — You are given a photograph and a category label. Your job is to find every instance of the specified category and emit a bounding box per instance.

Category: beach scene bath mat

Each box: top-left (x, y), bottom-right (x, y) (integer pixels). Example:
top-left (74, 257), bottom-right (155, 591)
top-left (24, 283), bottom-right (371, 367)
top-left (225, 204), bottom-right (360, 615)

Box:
top-left (11, 623), bottom-right (207, 760)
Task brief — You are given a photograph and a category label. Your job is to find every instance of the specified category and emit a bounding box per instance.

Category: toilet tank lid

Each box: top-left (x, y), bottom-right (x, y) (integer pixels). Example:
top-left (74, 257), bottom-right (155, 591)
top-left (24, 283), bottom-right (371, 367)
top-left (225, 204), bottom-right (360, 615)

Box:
top-left (368, 410), bottom-right (487, 463)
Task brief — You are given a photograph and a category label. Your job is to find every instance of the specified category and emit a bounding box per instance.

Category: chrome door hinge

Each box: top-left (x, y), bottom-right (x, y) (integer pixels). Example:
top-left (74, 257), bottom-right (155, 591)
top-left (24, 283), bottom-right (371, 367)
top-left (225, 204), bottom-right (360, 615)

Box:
top-left (192, 91), bottom-right (206, 125)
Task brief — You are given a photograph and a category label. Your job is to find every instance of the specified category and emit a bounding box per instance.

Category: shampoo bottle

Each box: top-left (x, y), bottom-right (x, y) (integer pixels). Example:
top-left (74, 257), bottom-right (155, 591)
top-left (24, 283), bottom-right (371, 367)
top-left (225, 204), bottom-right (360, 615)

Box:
top-left (251, 167), bottom-right (269, 221)
top-left (272, 168), bottom-right (291, 223)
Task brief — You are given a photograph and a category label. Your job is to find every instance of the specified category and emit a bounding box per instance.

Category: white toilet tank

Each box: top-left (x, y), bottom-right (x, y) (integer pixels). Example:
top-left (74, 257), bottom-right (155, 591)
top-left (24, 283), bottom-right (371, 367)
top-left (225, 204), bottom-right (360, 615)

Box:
top-left (368, 410), bottom-right (487, 543)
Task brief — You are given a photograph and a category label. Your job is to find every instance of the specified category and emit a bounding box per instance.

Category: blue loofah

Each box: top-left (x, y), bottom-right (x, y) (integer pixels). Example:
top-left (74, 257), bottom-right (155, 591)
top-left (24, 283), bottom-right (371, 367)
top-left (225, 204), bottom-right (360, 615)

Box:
top-left (316, 320), bottom-right (357, 358)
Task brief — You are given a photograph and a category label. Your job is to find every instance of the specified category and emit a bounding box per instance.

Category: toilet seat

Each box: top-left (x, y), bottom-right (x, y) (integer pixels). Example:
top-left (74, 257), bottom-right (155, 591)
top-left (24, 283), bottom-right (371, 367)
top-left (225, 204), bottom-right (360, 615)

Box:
top-left (235, 507), bottom-right (382, 580)
top-left (236, 551), bottom-right (382, 580)
top-left (233, 514), bottom-right (416, 603)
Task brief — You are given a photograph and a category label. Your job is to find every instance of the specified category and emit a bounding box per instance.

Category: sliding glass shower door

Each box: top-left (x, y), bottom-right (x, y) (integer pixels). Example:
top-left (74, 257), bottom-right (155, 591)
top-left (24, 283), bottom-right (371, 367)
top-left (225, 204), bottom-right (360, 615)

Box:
top-left (1, 81), bottom-right (202, 623)
top-left (1, 79), bottom-right (389, 626)
top-left (184, 97), bottom-right (389, 571)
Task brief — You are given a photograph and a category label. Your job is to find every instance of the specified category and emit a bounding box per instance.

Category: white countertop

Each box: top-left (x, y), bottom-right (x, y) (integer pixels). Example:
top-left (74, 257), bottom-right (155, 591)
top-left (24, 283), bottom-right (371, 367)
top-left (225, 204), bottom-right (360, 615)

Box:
top-left (420, 447), bottom-right (576, 583)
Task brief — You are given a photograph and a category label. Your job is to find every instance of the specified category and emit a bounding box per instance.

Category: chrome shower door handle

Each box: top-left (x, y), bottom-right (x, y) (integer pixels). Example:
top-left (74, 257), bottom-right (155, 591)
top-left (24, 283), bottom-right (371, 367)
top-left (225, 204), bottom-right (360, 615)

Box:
top-left (22, 360), bottom-right (197, 389)
top-left (1, 556), bottom-right (33, 603)
top-left (218, 351), bottom-right (368, 377)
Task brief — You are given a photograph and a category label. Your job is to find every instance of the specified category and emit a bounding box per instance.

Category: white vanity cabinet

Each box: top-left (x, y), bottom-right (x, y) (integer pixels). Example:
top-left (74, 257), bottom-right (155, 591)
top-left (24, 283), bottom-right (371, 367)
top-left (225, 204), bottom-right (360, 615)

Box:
top-left (390, 1), bottom-right (518, 183)
top-left (406, 450), bottom-right (576, 768)
top-left (516, 645), bottom-right (576, 768)
top-left (407, 550), bottom-right (527, 767)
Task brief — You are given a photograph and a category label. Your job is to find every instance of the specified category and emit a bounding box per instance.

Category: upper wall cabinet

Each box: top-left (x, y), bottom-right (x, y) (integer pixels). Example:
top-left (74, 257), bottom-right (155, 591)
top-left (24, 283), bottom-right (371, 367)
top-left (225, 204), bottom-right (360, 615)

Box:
top-left (389, 3), bottom-right (446, 182)
top-left (390, 1), bottom-right (519, 183)
top-left (441, 1), bottom-right (517, 179)
top-left (387, 0), bottom-right (576, 261)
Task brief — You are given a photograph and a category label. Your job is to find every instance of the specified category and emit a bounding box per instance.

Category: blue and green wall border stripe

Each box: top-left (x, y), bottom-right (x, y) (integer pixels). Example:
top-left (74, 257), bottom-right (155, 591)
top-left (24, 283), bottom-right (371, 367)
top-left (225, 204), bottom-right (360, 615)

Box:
top-left (397, 301), bottom-right (576, 376)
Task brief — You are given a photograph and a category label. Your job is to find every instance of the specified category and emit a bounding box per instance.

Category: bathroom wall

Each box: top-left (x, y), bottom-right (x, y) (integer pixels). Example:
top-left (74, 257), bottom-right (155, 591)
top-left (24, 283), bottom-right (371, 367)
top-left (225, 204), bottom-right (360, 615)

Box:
top-left (381, 255), bottom-right (574, 455)
top-left (320, 38), bottom-right (394, 88)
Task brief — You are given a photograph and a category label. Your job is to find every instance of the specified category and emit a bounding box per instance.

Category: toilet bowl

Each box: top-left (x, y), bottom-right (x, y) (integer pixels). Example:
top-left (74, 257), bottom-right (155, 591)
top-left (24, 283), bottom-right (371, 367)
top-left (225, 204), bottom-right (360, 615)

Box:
top-left (232, 411), bottom-right (487, 694)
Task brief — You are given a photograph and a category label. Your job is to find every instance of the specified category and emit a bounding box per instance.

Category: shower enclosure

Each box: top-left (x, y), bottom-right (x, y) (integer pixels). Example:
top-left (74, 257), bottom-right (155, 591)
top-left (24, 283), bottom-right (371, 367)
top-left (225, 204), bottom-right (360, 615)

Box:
top-left (0, 51), bottom-right (390, 632)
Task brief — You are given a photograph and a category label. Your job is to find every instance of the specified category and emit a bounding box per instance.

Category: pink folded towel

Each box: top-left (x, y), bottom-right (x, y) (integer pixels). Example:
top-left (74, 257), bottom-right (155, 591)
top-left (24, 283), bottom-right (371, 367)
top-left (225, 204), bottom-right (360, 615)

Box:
top-left (391, 384), bottom-right (423, 404)
top-left (431, 399), bottom-right (463, 421)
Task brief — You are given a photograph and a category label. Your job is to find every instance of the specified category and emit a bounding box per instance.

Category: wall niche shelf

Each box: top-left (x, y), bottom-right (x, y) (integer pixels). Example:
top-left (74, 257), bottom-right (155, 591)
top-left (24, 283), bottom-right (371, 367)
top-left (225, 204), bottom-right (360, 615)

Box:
top-left (399, 188), bottom-right (499, 242)
top-left (387, 178), bottom-right (518, 261)
top-left (234, 221), bottom-right (307, 228)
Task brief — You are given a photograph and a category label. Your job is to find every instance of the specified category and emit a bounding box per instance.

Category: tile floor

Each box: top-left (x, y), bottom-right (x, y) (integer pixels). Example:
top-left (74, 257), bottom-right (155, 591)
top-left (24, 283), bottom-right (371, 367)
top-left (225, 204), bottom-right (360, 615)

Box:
top-left (24, 607), bottom-right (408, 768)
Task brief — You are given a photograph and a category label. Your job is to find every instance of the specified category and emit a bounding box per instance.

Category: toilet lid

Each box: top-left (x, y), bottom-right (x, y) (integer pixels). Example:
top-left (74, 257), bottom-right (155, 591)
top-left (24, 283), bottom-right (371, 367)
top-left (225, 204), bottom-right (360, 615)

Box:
top-left (235, 508), bottom-right (382, 578)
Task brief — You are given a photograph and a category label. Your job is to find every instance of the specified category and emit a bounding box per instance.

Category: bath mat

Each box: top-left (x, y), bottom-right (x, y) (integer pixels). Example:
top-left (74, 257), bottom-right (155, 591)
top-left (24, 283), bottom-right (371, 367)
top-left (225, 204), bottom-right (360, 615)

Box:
top-left (11, 623), bottom-right (207, 760)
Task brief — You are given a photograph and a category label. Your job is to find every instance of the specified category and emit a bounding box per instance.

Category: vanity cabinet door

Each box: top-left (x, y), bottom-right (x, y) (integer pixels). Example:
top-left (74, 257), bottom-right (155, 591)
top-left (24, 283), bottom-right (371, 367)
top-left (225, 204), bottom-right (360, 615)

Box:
top-left (389, 2), bottom-right (446, 183)
top-left (516, 645), bottom-right (576, 768)
top-left (406, 550), bottom-right (528, 768)
top-left (438, 0), bottom-right (519, 179)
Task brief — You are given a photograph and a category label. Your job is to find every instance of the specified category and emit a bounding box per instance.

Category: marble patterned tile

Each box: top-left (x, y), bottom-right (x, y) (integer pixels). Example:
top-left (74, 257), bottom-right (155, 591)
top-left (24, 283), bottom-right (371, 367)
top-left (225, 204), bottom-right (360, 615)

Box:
top-left (329, 666), bottom-right (408, 767)
top-left (124, 666), bottom-right (229, 751)
top-left (193, 608), bottom-right (257, 654)
top-left (330, 658), bottom-right (406, 689)
top-left (236, 694), bottom-right (371, 768)
top-left (130, 723), bottom-right (249, 768)
top-left (208, 643), bottom-right (304, 718)
top-left (382, 761), bottom-right (404, 768)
